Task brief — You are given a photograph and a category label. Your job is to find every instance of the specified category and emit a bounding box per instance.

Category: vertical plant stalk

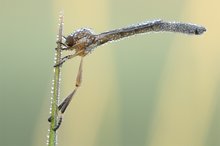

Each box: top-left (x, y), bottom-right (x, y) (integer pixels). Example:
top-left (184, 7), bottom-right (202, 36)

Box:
top-left (48, 12), bottom-right (64, 146)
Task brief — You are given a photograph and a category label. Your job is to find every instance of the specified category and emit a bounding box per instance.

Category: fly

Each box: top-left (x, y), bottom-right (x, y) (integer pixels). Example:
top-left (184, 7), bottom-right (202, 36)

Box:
top-left (48, 19), bottom-right (206, 131)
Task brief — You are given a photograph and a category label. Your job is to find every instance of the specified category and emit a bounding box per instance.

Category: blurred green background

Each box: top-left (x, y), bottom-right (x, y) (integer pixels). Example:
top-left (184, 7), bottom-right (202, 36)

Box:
top-left (0, 0), bottom-right (219, 146)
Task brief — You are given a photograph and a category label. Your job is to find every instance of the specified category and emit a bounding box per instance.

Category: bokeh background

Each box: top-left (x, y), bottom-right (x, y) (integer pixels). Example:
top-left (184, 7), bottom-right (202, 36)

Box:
top-left (0, 0), bottom-right (219, 146)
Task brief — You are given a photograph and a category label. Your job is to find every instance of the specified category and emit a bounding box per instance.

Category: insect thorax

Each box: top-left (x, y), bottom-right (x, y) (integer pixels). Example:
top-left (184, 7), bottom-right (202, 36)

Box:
top-left (65, 28), bottom-right (95, 46)
top-left (65, 28), bottom-right (97, 56)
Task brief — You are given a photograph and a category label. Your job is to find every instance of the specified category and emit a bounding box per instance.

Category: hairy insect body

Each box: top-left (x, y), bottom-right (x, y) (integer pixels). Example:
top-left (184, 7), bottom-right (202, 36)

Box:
top-left (50, 20), bottom-right (206, 131)
top-left (65, 28), bottom-right (96, 56)
top-left (63, 20), bottom-right (206, 58)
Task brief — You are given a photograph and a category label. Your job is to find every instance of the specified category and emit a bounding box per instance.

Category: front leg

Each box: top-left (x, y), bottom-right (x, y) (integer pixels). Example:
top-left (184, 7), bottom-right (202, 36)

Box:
top-left (54, 50), bottom-right (84, 67)
top-left (55, 40), bottom-right (68, 50)
top-left (53, 53), bottom-right (78, 67)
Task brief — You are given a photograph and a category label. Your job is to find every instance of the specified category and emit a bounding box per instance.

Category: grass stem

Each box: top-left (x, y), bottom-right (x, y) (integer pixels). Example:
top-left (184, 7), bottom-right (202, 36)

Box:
top-left (47, 12), bottom-right (64, 146)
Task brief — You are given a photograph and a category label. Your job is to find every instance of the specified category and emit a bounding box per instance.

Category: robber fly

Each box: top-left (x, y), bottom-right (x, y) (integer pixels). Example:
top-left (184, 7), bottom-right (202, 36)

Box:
top-left (48, 19), bottom-right (206, 131)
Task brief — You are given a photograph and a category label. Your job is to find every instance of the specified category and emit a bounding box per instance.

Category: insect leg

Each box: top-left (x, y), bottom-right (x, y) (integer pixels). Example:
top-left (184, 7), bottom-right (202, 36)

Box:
top-left (49, 57), bottom-right (84, 131)
top-left (53, 53), bottom-right (77, 67)
top-left (54, 39), bottom-right (68, 50)
top-left (60, 57), bottom-right (83, 114)
top-left (54, 49), bottom-right (84, 67)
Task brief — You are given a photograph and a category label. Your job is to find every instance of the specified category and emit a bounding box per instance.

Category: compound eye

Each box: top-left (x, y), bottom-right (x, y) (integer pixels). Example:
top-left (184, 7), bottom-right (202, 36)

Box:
top-left (65, 35), bottom-right (75, 46)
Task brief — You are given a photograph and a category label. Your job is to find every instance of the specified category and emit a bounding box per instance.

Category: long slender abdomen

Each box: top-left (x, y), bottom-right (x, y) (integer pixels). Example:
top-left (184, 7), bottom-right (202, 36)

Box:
top-left (95, 20), bottom-right (206, 46)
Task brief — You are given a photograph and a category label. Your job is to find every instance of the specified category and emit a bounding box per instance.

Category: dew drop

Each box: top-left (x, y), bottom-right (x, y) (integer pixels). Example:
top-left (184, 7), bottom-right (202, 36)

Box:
top-left (47, 135), bottom-right (49, 139)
